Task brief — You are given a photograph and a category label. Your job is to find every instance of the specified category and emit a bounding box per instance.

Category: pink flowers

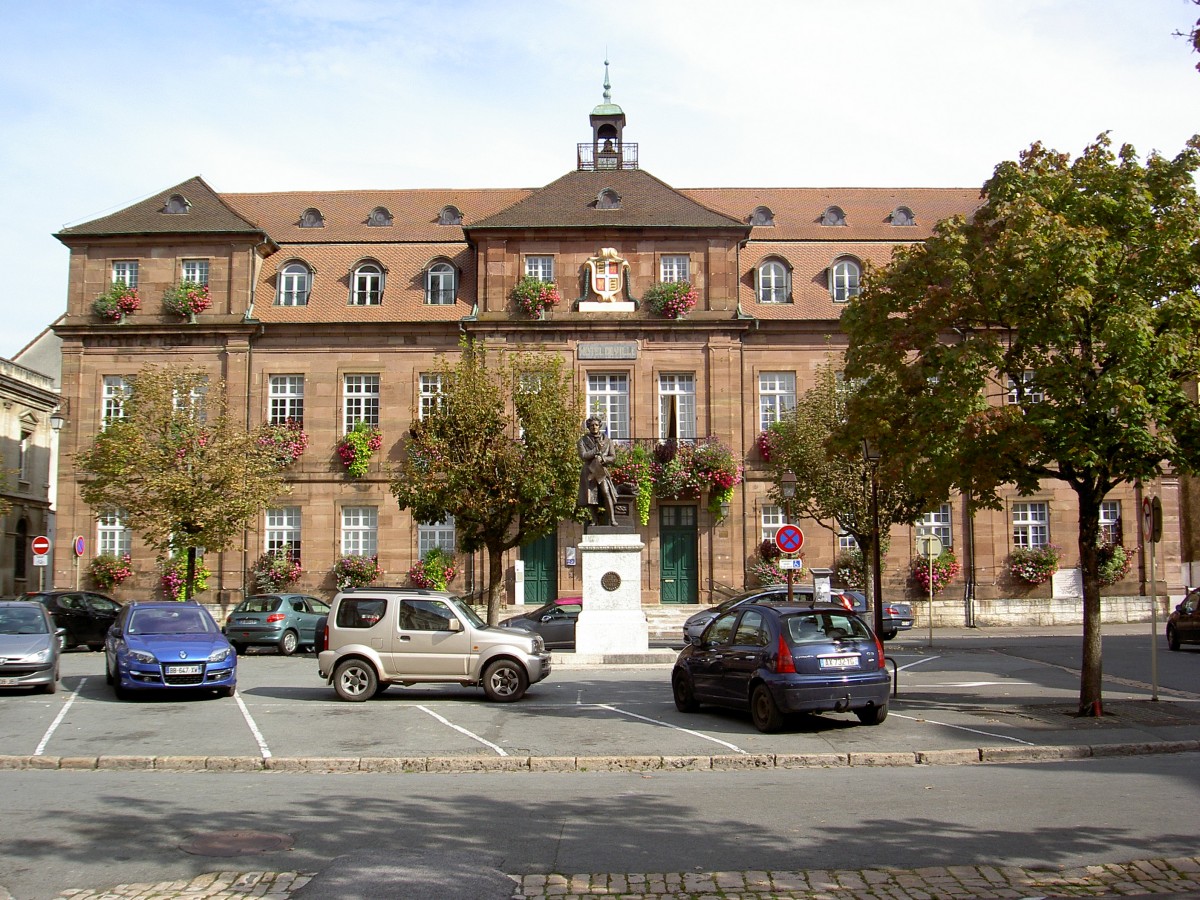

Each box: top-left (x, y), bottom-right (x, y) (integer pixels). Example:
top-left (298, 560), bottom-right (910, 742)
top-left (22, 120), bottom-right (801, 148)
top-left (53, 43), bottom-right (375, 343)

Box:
top-left (642, 281), bottom-right (698, 319)
top-left (910, 551), bottom-right (962, 595)
top-left (511, 277), bottom-right (561, 317)
top-left (257, 420), bottom-right (309, 466)
top-left (93, 283), bottom-right (141, 320)
top-left (162, 281), bottom-right (212, 317)
top-left (338, 421), bottom-right (383, 478)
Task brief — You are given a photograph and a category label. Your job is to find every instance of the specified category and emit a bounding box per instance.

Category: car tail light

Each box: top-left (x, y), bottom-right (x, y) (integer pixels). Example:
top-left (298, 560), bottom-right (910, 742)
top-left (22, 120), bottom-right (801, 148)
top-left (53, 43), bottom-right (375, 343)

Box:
top-left (873, 632), bottom-right (886, 669)
top-left (774, 634), bottom-right (796, 673)
top-left (884, 606), bottom-right (901, 616)
top-left (265, 613), bottom-right (286, 623)
top-left (837, 594), bottom-right (853, 610)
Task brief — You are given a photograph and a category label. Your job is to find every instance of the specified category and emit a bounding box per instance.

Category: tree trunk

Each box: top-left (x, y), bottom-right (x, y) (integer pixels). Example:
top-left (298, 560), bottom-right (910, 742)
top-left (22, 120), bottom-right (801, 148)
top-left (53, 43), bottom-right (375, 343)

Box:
top-left (485, 545), bottom-right (505, 625)
top-left (1077, 488), bottom-right (1103, 716)
top-left (185, 547), bottom-right (196, 602)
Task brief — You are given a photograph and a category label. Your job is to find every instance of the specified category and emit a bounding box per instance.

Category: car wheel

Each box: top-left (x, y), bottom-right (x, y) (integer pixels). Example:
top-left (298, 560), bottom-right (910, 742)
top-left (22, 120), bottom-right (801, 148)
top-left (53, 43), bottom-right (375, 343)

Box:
top-left (482, 659), bottom-right (528, 702)
top-left (856, 704), bottom-right (888, 726)
top-left (278, 630), bottom-right (299, 656)
top-left (39, 674), bottom-right (59, 695)
top-left (750, 684), bottom-right (784, 733)
top-left (104, 656), bottom-right (114, 685)
top-left (217, 686), bottom-right (235, 698)
top-left (672, 670), bottom-right (699, 713)
top-left (880, 630), bottom-right (897, 641)
top-left (1167, 626), bottom-right (1180, 652)
top-left (333, 659), bottom-right (377, 702)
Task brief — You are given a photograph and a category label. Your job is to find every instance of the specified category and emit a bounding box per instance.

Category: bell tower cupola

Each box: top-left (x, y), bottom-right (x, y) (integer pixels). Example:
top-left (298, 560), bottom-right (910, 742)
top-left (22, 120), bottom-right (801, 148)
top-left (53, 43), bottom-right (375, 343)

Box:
top-left (578, 59), bottom-right (637, 170)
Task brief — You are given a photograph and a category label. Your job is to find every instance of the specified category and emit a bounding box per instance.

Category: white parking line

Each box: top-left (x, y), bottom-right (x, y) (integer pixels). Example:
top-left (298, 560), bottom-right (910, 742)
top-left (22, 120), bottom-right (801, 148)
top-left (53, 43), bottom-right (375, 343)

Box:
top-left (594, 703), bottom-right (748, 754)
top-left (896, 656), bottom-right (940, 672)
top-left (417, 705), bottom-right (508, 756)
top-left (889, 711), bottom-right (1035, 745)
top-left (34, 678), bottom-right (84, 756)
top-left (235, 691), bottom-right (272, 759)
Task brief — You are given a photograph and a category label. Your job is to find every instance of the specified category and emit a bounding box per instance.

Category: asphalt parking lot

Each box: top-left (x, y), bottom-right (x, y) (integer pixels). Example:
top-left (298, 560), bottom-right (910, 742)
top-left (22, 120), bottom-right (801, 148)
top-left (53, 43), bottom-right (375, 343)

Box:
top-left (3, 627), bottom-right (1199, 763)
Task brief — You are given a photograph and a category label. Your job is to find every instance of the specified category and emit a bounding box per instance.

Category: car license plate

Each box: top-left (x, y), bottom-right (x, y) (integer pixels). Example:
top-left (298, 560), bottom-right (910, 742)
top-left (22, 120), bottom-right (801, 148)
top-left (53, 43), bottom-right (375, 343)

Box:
top-left (819, 656), bottom-right (859, 669)
top-left (236, 618), bottom-right (257, 625)
top-left (0, 677), bottom-right (19, 686)
top-left (899, 620), bottom-right (913, 627)
top-left (166, 665), bottom-right (202, 675)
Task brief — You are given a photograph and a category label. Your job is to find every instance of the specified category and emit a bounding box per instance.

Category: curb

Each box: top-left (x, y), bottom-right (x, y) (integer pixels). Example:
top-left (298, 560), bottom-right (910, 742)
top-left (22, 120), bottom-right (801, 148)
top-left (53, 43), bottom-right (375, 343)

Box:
top-left (4, 739), bottom-right (1197, 774)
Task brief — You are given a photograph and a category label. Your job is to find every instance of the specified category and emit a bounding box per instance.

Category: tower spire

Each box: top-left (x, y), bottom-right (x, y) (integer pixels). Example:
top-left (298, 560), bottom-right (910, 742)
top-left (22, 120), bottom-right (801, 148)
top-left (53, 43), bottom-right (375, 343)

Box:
top-left (602, 56), bottom-right (611, 104)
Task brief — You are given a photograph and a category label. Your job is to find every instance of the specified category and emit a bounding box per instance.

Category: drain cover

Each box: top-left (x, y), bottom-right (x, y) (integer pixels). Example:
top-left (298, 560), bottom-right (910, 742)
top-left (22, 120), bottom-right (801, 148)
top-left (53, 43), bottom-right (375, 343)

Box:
top-left (180, 830), bottom-right (294, 857)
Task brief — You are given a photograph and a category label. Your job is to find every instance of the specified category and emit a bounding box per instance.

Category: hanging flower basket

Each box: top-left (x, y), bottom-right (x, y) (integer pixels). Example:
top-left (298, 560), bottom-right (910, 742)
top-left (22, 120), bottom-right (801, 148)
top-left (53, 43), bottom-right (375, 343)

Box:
top-left (250, 552), bottom-right (302, 593)
top-left (910, 550), bottom-right (961, 595)
top-left (257, 420), bottom-right (309, 466)
top-left (1097, 542), bottom-right (1131, 586)
top-left (90, 553), bottom-right (133, 591)
top-left (93, 282), bottom-right (141, 321)
top-left (334, 554), bottom-right (382, 590)
top-left (757, 427), bottom-right (781, 462)
top-left (162, 281), bottom-right (212, 318)
top-left (1008, 544), bottom-right (1062, 586)
top-left (641, 281), bottom-right (698, 319)
top-left (511, 276), bottom-right (561, 317)
top-left (160, 553), bottom-right (211, 601)
top-left (609, 444), bottom-right (653, 526)
top-left (649, 437), bottom-right (743, 518)
top-left (337, 421), bottom-right (383, 478)
top-left (408, 547), bottom-right (457, 590)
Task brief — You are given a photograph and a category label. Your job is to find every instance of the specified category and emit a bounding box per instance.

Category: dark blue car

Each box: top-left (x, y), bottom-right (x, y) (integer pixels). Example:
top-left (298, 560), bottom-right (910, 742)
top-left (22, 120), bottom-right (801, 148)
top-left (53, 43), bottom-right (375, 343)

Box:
top-left (672, 601), bottom-right (890, 732)
top-left (104, 601), bottom-right (236, 699)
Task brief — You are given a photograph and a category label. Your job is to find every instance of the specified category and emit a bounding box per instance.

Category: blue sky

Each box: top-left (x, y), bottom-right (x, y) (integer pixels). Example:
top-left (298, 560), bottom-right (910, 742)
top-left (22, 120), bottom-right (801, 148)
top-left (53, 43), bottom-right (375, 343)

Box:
top-left (1, 0), bottom-right (1197, 359)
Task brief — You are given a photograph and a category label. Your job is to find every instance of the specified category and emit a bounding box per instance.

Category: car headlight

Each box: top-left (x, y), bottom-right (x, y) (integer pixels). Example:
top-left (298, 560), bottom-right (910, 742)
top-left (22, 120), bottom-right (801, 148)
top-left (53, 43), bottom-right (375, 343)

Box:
top-left (208, 647), bottom-right (231, 663)
top-left (532, 635), bottom-right (545, 653)
top-left (129, 649), bottom-right (157, 664)
top-left (19, 648), bottom-right (52, 664)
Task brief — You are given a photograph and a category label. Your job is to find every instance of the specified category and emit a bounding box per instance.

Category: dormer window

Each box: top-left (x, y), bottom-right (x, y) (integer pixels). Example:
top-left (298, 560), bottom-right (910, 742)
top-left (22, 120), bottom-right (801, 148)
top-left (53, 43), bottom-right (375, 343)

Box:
top-left (749, 206), bottom-right (775, 227)
top-left (438, 205), bottom-right (463, 226)
top-left (891, 206), bottom-right (915, 226)
top-left (755, 257), bottom-right (791, 303)
top-left (277, 261), bottom-right (312, 306)
top-left (162, 194), bottom-right (191, 215)
top-left (299, 208), bottom-right (325, 228)
top-left (829, 257), bottom-right (862, 303)
top-left (367, 207), bottom-right (393, 227)
top-left (426, 260), bottom-right (457, 305)
top-left (596, 188), bottom-right (621, 210)
top-left (350, 261), bottom-right (384, 305)
top-left (821, 206), bottom-right (846, 226)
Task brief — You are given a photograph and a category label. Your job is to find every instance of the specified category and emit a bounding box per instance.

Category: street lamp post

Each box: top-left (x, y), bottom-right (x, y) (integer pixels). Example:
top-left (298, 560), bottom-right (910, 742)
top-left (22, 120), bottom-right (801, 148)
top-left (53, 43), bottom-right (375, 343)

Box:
top-left (781, 471), bottom-right (797, 605)
top-left (861, 440), bottom-right (884, 638)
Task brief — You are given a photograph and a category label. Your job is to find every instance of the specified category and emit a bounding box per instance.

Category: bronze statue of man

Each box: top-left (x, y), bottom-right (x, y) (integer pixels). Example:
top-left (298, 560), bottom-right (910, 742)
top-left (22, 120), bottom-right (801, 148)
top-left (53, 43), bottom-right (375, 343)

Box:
top-left (577, 416), bottom-right (618, 526)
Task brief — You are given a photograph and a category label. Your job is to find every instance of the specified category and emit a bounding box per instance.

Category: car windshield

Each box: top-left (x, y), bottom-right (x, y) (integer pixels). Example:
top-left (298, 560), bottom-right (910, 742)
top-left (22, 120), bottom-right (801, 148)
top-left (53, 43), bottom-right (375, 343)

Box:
top-left (785, 612), bottom-right (872, 645)
top-left (128, 608), bottom-right (214, 635)
top-left (0, 608), bottom-right (48, 634)
top-left (446, 595), bottom-right (486, 629)
top-left (237, 597), bottom-right (283, 614)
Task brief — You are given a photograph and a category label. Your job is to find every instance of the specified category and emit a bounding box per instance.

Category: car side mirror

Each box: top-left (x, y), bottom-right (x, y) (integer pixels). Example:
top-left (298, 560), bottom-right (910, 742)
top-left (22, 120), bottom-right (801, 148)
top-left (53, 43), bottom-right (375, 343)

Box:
top-left (447, 618), bottom-right (463, 632)
top-left (541, 615), bottom-right (553, 623)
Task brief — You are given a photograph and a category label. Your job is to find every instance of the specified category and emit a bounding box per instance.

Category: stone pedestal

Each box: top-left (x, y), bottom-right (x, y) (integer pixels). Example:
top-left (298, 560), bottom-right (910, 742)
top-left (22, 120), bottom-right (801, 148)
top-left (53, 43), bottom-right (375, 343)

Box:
top-left (576, 529), bottom-right (648, 655)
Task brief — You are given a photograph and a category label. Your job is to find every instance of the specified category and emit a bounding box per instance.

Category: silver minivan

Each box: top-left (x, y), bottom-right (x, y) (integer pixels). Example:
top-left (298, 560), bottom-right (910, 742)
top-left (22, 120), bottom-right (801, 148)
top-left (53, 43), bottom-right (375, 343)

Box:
top-left (317, 587), bottom-right (551, 702)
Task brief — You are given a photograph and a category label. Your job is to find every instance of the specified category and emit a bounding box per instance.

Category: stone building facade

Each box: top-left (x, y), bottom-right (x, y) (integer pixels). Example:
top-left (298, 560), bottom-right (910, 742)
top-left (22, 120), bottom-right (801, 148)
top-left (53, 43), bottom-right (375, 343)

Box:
top-left (47, 83), bottom-right (1179, 622)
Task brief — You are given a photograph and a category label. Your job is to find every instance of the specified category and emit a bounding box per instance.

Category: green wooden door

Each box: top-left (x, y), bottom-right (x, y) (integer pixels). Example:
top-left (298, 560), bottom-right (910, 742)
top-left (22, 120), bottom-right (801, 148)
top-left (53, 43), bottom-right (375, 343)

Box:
top-left (659, 506), bottom-right (698, 604)
top-left (520, 531), bottom-right (558, 605)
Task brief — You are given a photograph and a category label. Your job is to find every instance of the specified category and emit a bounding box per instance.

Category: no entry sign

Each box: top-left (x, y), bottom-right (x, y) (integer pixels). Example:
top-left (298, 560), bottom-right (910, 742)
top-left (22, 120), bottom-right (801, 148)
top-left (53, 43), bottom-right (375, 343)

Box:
top-left (31, 535), bottom-right (51, 555)
top-left (775, 524), bottom-right (805, 554)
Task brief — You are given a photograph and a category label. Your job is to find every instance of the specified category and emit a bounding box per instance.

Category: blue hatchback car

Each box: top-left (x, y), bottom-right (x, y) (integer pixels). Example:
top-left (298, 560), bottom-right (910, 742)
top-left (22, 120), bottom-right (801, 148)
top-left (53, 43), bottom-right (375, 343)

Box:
top-left (104, 601), bottom-right (236, 699)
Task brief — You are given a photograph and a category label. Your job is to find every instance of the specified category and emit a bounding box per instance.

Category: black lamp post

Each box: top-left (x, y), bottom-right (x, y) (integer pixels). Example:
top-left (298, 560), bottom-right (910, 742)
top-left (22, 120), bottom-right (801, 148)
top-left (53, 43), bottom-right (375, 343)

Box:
top-left (780, 471), bottom-right (797, 605)
top-left (861, 439), bottom-right (884, 638)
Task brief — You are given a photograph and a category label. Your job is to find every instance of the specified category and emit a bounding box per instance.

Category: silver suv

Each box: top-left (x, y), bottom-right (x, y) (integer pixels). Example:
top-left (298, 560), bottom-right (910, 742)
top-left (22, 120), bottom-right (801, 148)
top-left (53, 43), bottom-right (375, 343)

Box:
top-left (317, 587), bottom-right (551, 702)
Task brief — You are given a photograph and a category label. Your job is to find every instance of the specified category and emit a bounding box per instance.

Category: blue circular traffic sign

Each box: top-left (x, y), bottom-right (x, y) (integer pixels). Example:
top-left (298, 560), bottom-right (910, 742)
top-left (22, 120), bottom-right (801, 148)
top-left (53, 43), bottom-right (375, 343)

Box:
top-left (775, 524), bottom-right (805, 554)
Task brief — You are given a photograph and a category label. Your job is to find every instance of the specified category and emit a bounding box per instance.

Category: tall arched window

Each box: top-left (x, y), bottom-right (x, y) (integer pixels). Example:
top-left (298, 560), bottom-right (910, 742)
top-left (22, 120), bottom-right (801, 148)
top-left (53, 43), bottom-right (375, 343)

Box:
top-left (830, 258), bottom-right (861, 302)
top-left (14, 519), bottom-right (28, 582)
top-left (756, 259), bottom-right (790, 303)
top-left (426, 262), bottom-right (456, 305)
top-left (351, 263), bottom-right (383, 305)
top-left (277, 263), bottom-right (311, 306)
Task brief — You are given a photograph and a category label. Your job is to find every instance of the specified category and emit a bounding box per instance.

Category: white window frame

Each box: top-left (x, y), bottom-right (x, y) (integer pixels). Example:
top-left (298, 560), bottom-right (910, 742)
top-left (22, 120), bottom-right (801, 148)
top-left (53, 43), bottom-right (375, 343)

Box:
top-left (1012, 501), bottom-right (1049, 549)
top-left (838, 532), bottom-right (859, 552)
top-left (587, 373), bottom-right (630, 441)
top-left (758, 372), bottom-right (796, 433)
top-left (111, 260), bottom-right (138, 287)
top-left (98, 508), bottom-right (132, 558)
top-left (658, 373), bottom-right (696, 440)
top-left (172, 379), bottom-right (208, 422)
top-left (18, 430), bottom-right (30, 482)
top-left (761, 505), bottom-right (785, 543)
top-left (1100, 500), bottom-right (1121, 545)
top-left (418, 517), bottom-right (456, 556)
top-left (426, 263), bottom-right (456, 305)
top-left (277, 263), bottom-right (311, 306)
top-left (266, 507), bottom-right (302, 562)
top-left (830, 258), bottom-right (861, 303)
top-left (340, 507), bottom-right (378, 557)
top-left (343, 375), bottom-right (380, 432)
top-left (660, 255), bottom-right (690, 283)
top-left (918, 503), bottom-right (953, 548)
top-left (419, 373), bottom-right (445, 420)
top-left (351, 263), bottom-right (383, 306)
top-left (268, 375), bottom-right (305, 425)
top-left (102, 376), bottom-right (129, 427)
top-left (757, 260), bottom-right (788, 303)
top-left (1006, 371), bottom-right (1045, 405)
top-left (182, 259), bottom-right (209, 285)
top-left (524, 255), bottom-right (554, 283)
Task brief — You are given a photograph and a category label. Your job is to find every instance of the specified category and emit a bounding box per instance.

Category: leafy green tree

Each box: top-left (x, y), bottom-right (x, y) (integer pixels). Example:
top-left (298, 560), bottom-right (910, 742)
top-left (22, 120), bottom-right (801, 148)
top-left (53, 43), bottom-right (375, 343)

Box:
top-left (77, 365), bottom-right (288, 599)
top-left (842, 134), bottom-right (1200, 715)
top-left (390, 340), bottom-right (582, 624)
top-left (765, 362), bottom-right (924, 616)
